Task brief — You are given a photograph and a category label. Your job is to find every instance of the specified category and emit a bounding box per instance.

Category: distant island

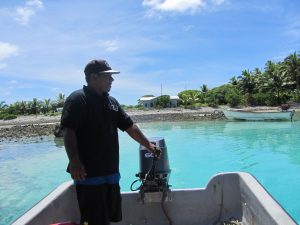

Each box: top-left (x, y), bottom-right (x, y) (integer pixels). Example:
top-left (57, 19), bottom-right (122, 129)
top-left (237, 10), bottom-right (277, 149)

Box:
top-left (1, 51), bottom-right (299, 121)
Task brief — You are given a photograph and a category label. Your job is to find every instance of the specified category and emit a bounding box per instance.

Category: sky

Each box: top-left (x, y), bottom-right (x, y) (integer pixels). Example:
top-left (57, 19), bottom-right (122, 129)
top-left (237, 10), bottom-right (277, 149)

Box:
top-left (0, 0), bottom-right (299, 106)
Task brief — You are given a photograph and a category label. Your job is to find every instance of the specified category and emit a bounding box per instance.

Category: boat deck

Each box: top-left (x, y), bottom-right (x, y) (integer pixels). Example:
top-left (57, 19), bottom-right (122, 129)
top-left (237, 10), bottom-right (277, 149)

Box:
top-left (12, 172), bottom-right (297, 225)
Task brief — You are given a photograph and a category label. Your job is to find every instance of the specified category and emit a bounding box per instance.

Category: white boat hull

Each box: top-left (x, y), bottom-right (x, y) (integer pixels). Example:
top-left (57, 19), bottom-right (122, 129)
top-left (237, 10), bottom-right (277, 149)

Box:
top-left (223, 110), bottom-right (294, 121)
top-left (12, 172), bottom-right (297, 225)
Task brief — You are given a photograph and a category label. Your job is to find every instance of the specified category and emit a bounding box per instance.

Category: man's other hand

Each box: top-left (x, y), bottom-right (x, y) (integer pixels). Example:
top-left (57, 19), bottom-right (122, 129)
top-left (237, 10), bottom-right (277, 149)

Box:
top-left (69, 159), bottom-right (87, 180)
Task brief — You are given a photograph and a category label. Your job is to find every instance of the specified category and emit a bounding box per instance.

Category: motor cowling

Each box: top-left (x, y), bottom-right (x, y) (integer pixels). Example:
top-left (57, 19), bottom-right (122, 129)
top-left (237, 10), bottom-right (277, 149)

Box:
top-left (137, 137), bottom-right (171, 192)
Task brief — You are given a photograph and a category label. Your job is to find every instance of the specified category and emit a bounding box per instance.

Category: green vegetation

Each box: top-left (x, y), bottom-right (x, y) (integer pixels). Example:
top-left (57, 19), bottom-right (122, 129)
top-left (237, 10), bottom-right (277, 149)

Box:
top-left (156, 95), bottom-right (171, 108)
top-left (0, 113), bottom-right (17, 120)
top-left (141, 95), bottom-right (155, 97)
top-left (1, 52), bottom-right (300, 115)
top-left (0, 93), bottom-right (66, 120)
top-left (178, 51), bottom-right (300, 108)
top-left (121, 104), bottom-right (144, 110)
top-left (178, 90), bottom-right (200, 107)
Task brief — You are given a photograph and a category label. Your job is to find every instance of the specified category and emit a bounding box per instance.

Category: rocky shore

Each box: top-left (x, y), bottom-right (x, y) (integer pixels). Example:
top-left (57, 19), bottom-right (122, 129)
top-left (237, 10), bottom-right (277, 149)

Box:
top-left (0, 108), bottom-right (225, 141)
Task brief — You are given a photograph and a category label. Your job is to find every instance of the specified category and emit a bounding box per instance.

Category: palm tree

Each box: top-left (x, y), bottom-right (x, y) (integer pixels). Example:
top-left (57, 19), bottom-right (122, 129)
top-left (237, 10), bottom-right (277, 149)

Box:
top-left (229, 76), bottom-right (238, 85)
top-left (29, 98), bottom-right (41, 115)
top-left (200, 84), bottom-right (208, 93)
top-left (188, 91), bottom-right (200, 104)
top-left (237, 70), bottom-right (257, 105)
top-left (181, 92), bottom-right (200, 106)
top-left (42, 98), bottom-right (51, 113)
top-left (264, 61), bottom-right (289, 104)
top-left (179, 93), bottom-right (190, 107)
top-left (0, 101), bottom-right (8, 112)
top-left (252, 68), bottom-right (262, 91)
top-left (20, 101), bottom-right (27, 115)
top-left (238, 70), bottom-right (256, 95)
top-left (56, 93), bottom-right (65, 108)
top-left (281, 52), bottom-right (300, 90)
top-left (199, 84), bottom-right (208, 103)
top-left (253, 67), bottom-right (262, 76)
top-left (6, 101), bottom-right (21, 115)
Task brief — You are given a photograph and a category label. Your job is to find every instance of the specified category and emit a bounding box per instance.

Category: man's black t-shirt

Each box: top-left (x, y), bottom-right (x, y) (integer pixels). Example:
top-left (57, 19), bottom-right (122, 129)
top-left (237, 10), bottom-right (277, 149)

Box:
top-left (61, 86), bottom-right (133, 177)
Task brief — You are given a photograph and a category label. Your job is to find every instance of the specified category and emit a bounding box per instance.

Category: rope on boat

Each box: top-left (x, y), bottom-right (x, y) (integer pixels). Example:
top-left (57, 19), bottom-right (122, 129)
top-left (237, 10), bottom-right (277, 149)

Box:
top-left (212, 174), bottom-right (224, 225)
top-left (130, 179), bottom-right (142, 191)
top-left (212, 175), bottom-right (242, 225)
top-left (161, 188), bottom-right (173, 225)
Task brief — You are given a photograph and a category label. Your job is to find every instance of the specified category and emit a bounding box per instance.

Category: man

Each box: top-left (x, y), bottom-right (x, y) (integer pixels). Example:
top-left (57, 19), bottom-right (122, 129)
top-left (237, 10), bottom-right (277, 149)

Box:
top-left (61, 59), bottom-right (157, 225)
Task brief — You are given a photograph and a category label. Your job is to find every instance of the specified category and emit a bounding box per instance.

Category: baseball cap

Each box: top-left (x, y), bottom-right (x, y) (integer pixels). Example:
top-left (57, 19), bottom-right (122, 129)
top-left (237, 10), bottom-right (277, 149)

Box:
top-left (84, 59), bottom-right (120, 76)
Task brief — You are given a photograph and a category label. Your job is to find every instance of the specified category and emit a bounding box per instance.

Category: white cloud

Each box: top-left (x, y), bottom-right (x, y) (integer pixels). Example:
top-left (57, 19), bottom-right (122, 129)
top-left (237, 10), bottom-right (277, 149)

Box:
top-left (0, 42), bottom-right (19, 60)
top-left (26, 0), bottom-right (43, 9)
top-left (102, 40), bottom-right (121, 52)
top-left (142, 0), bottom-right (227, 14)
top-left (97, 37), bottom-right (170, 54)
top-left (14, 0), bottom-right (43, 25)
top-left (9, 80), bottom-right (18, 84)
top-left (211, 0), bottom-right (226, 6)
top-left (143, 0), bottom-right (205, 13)
top-left (15, 7), bottom-right (35, 25)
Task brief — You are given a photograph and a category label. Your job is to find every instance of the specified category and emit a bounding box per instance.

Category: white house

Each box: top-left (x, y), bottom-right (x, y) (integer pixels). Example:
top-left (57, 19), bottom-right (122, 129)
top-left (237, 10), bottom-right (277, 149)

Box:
top-left (138, 96), bottom-right (157, 108)
top-left (138, 96), bottom-right (180, 108)
top-left (169, 96), bottom-right (180, 107)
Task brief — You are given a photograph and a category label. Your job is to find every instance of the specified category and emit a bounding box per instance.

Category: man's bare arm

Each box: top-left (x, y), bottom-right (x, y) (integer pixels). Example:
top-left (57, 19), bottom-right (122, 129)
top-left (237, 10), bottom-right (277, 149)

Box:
top-left (63, 127), bottom-right (87, 180)
top-left (126, 124), bottom-right (156, 152)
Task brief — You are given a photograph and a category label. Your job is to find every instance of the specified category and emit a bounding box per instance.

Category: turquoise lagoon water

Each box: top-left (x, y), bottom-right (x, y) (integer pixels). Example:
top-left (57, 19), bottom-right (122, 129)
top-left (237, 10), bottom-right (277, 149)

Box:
top-left (0, 121), bottom-right (300, 224)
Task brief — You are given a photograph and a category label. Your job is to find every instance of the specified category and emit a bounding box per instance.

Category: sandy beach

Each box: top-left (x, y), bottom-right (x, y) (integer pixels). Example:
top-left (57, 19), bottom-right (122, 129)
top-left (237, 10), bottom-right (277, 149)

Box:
top-left (1, 106), bottom-right (298, 141)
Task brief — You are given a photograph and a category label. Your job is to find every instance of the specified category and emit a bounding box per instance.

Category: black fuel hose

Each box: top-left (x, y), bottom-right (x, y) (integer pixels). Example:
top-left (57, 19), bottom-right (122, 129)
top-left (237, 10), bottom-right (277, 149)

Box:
top-left (161, 189), bottom-right (173, 225)
top-left (130, 179), bottom-right (141, 191)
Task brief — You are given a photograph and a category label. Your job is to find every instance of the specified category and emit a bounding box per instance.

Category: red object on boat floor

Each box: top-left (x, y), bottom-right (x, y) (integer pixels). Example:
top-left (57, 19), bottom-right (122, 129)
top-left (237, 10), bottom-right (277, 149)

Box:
top-left (50, 222), bottom-right (79, 225)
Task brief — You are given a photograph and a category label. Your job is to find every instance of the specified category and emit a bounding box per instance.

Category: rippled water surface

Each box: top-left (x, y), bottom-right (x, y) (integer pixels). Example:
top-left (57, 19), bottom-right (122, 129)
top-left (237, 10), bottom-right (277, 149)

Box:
top-left (0, 121), bottom-right (300, 224)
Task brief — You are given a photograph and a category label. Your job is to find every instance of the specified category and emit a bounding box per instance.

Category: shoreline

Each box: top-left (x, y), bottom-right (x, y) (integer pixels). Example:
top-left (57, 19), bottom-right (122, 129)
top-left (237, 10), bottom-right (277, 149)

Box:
top-left (0, 106), bottom-right (297, 141)
top-left (0, 107), bottom-right (221, 126)
top-left (0, 108), bottom-right (223, 141)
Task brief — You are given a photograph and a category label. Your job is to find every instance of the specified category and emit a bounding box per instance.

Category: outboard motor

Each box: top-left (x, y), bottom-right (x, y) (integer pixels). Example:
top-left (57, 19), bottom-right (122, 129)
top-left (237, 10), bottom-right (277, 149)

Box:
top-left (130, 137), bottom-right (173, 225)
top-left (131, 137), bottom-right (171, 193)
